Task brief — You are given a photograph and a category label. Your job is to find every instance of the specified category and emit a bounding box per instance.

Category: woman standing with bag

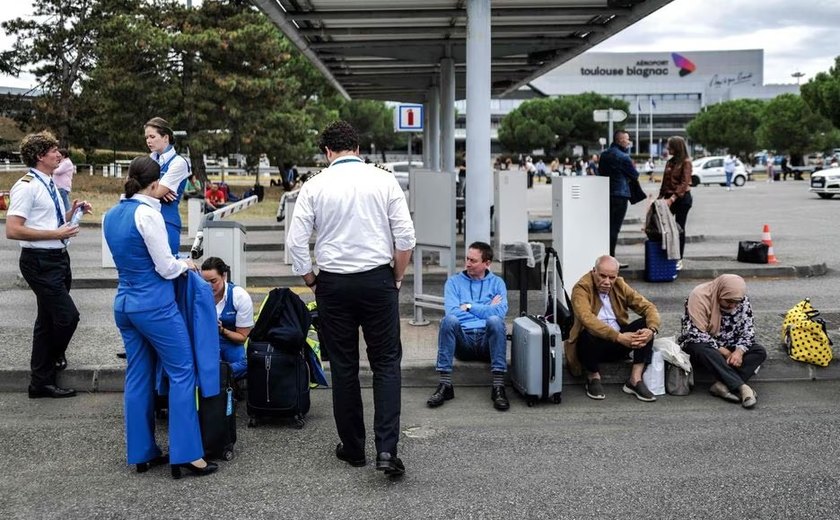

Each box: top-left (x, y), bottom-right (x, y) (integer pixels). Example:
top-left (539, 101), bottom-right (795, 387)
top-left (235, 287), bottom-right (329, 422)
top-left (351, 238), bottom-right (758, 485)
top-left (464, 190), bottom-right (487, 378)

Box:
top-left (104, 156), bottom-right (218, 479)
top-left (657, 136), bottom-right (693, 270)
top-left (678, 274), bottom-right (767, 409)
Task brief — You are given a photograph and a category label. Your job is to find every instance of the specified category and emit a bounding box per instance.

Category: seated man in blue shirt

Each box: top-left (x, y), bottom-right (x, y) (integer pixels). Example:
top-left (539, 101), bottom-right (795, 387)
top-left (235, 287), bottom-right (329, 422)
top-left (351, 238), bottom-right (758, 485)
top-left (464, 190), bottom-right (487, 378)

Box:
top-left (427, 241), bottom-right (510, 411)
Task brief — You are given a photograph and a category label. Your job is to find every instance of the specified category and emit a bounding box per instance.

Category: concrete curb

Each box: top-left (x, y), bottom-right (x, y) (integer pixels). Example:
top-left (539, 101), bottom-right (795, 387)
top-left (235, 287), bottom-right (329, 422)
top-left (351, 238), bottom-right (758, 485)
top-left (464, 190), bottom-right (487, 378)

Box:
top-left (30, 262), bottom-right (826, 291)
top-left (3, 354), bottom-right (836, 393)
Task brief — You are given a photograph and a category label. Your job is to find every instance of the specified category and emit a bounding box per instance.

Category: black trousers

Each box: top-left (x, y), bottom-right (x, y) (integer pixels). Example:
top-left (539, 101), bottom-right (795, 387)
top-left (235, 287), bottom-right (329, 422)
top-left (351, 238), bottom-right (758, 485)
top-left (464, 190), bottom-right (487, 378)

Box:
top-left (315, 265), bottom-right (402, 458)
top-left (669, 192), bottom-right (693, 259)
top-left (18, 248), bottom-right (80, 387)
top-left (682, 341), bottom-right (766, 392)
top-left (609, 196), bottom-right (629, 257)
top-left (576, 318), bottom-right (653, 375)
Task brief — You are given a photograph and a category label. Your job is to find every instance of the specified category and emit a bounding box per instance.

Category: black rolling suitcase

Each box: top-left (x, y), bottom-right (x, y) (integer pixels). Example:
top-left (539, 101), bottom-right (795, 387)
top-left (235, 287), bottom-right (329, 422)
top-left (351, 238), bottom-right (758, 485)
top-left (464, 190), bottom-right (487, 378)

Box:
top-left (246, 342), bottom-right (310, 429)
top-left (198, 362), bottom-right (237, 460)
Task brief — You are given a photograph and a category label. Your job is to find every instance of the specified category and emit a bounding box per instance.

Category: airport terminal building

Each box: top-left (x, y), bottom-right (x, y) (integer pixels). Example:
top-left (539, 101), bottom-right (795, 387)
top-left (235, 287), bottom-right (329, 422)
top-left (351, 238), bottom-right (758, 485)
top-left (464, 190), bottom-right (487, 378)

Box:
top-left (456, 49), bottom-right (799, 155)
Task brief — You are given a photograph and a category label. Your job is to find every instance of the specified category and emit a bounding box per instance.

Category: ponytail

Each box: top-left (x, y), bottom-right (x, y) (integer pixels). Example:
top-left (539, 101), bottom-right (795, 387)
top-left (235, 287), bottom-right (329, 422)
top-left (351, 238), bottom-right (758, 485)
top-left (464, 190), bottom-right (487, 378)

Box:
top-left (124, 156), bottom-right (160, 198)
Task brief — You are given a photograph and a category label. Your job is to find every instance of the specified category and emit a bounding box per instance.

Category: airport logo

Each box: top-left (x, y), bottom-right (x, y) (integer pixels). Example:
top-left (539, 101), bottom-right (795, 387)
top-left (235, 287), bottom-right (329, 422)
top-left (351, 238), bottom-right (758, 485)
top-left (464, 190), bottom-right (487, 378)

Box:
top-left (672, 53), bottom-right (696, 77)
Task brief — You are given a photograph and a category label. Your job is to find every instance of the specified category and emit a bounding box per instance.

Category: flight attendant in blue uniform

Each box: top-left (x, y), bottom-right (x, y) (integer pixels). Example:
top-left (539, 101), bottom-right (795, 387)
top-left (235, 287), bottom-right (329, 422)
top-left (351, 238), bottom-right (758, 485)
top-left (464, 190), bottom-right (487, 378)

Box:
top-left (104, 156), bottom-right (218, 479)
top-left (200, 257), bottom-right (254, 380)
top-left (144, 117), bottom-right (190, 256)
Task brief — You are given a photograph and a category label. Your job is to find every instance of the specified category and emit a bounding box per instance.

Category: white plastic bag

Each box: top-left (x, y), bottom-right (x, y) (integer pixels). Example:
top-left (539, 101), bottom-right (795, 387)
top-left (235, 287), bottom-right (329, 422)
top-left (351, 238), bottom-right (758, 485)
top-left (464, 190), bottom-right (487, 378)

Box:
top-left (642, 350), bottom-right (666, 396)
top-left (653, 336), bottom-right (691, 372)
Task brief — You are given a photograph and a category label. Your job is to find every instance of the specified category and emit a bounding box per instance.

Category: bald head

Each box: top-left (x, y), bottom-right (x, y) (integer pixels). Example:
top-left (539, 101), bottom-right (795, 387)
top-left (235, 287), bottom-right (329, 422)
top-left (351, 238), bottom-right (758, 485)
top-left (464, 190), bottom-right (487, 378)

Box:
top-left (592, 255), bottom-right (620, 294)
top-left (594, 255), bottom-right (620, 271)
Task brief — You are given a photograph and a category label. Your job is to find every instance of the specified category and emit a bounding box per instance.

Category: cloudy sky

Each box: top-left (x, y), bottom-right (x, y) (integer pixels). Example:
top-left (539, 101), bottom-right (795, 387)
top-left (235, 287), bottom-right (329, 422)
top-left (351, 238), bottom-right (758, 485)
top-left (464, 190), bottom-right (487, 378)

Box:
top-left (1, 0), bottom-right (838, 89)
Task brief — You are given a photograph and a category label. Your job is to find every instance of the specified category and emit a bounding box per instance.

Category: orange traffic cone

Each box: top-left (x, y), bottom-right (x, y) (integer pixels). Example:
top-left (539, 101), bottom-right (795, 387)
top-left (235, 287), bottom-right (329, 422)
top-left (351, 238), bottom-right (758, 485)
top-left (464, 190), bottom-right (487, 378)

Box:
top-left (761, 224), bottom-right (779, 264)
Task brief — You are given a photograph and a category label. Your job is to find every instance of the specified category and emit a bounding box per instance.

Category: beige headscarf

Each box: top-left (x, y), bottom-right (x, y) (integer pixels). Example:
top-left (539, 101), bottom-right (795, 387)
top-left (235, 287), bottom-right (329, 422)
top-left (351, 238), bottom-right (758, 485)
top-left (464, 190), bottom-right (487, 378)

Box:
top-left (686, 274), bottom-right (747, 336)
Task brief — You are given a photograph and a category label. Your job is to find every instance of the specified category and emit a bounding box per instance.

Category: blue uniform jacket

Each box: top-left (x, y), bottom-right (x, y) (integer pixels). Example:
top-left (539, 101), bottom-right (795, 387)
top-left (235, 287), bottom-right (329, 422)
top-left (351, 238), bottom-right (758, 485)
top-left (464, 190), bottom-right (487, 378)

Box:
top-left (156, 270), bottom-right (220, 398)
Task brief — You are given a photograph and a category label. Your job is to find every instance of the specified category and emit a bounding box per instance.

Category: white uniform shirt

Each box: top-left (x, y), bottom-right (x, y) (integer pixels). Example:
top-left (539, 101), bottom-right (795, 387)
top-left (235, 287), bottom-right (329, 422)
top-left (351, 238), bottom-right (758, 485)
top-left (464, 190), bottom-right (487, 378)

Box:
top-left (152, 146), bottom-right (190, 194)
top-left (287, 156), bottom-right (416, 275)
top-left (129, 194), bottom-right (189, 279)
top-left (7, 169), bottom-right (67, 249)
top-left (597, 292), bottom-right (621, 332)
top-left (215, 284), bottom-right (255, 328)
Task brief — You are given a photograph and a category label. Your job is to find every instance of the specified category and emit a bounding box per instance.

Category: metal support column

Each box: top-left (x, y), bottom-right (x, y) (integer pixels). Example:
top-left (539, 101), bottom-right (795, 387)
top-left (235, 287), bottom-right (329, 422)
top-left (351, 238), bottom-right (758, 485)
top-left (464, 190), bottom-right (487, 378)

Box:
top-left (440, 57), bottom-right (456, 175)
top-left (422, 100), bottom-right (431, 168)
top-left (429, 85), bottom-right (441, 172)
top-left (465, 0), bottom-right (492, 246)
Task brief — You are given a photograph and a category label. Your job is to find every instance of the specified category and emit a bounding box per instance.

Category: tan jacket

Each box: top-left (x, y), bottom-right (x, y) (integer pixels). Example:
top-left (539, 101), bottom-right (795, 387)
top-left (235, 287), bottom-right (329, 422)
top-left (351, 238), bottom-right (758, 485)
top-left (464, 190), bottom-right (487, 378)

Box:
top-left (566, 271), bottom-right (661, 375)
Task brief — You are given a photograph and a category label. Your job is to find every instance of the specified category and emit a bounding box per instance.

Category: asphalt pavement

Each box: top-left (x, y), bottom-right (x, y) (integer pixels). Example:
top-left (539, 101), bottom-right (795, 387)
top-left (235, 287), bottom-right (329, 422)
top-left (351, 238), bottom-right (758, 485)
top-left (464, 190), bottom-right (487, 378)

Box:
top-left (1, 382), bottom-right (840, 519)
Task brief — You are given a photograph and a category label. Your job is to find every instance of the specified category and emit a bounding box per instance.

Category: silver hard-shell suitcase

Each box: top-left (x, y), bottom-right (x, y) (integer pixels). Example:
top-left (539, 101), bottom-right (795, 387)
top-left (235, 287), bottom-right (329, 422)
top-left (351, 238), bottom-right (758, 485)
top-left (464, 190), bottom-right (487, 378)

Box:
top-left (511, 315), bottom-right (563, 406)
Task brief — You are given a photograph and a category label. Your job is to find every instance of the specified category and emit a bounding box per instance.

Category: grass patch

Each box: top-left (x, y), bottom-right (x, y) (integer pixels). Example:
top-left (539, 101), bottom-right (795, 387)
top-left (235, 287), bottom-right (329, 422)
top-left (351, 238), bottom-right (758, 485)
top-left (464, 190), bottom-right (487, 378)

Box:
top-left (0, 169), bottom-right (289, 222)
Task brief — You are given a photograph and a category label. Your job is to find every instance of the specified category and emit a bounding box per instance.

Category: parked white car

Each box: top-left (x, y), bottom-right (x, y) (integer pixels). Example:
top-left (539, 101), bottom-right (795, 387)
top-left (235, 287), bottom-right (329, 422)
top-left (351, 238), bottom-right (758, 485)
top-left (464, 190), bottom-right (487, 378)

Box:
top-left (379, 161), bottom-right (423, 190)
top-left (690, 156), bottom-right (749, 187)
top-left (809, 165), bottom-right (840, 199)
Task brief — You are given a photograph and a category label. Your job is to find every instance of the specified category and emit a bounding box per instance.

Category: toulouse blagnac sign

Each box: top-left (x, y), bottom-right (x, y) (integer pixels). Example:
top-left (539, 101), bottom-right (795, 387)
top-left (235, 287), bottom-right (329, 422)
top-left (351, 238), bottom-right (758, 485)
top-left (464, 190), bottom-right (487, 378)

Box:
top-left (580, 59), bottom-right (673, 78)
top-left (579, 52), bottom-right (698, 79)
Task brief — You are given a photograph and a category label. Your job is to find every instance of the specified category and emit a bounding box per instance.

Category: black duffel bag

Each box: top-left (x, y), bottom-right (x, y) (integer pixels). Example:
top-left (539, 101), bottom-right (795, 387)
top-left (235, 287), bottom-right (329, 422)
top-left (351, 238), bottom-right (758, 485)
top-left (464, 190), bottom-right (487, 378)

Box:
top-left (737, 241), bottom-right (769, 264)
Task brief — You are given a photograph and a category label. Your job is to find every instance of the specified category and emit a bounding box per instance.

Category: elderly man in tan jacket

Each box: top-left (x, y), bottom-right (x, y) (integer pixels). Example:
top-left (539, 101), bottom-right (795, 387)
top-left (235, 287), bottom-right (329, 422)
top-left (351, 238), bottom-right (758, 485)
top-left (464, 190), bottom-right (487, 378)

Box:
top-left (567, 255), bottom-right (661, 401)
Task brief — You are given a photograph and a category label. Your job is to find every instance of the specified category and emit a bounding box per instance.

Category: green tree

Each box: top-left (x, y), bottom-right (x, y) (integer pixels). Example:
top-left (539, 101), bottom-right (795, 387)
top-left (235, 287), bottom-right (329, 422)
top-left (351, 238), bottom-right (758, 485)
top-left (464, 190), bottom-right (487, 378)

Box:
top-left (0, 0), bottom-right (132, 145)
top-left (801, 56), bottom-right (840, 130)
top-left (80, 0), bottom-right (340, 178)
top-left (339, 100), bottom-right (406, 160)
top-left (756, 93), bottom-right (830, 156)
top-left (686, 99), bottom-right (766, 155)
top-left (498, 93), bottom-right (628, 154)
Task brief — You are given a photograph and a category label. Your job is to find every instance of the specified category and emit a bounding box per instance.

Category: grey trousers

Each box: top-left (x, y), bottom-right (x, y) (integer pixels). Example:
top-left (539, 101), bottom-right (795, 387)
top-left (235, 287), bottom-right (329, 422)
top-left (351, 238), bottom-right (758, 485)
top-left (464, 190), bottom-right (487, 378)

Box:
top-left (682, 341), bottom-right (767, 392)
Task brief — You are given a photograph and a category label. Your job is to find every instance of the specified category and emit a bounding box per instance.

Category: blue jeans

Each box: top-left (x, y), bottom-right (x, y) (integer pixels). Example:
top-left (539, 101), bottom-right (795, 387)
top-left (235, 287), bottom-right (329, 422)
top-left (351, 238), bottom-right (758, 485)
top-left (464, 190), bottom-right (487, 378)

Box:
top-left (436, 315), bottom-right (507, 373)
top-left (725, 171), bottom-right (733, 187)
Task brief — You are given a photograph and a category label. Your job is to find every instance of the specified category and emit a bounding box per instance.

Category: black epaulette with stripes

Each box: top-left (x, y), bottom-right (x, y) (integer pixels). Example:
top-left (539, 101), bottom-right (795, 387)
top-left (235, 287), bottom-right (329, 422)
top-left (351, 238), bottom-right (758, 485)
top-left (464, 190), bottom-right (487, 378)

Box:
top-left (373, 163), bottom-right (391, 172)
top-left (18, 172), bottom-right (34, 183)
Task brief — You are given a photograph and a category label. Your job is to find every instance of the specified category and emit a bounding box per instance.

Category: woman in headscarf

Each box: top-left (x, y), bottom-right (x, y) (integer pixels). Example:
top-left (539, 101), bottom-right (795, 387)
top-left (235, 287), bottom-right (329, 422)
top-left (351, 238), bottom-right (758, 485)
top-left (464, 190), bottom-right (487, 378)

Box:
top-left (679, 274), bottom-right (767, 408)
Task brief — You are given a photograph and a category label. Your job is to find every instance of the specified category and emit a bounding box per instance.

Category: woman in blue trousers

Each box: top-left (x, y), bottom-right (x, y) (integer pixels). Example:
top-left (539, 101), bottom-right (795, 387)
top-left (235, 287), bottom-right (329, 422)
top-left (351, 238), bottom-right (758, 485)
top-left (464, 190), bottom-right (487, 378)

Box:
top-left (200, 257), bottom-right (254, 380)
top-left (104, 156), bottom-right (218, 479)
top-left (144, 117), bottom-right (190, 256)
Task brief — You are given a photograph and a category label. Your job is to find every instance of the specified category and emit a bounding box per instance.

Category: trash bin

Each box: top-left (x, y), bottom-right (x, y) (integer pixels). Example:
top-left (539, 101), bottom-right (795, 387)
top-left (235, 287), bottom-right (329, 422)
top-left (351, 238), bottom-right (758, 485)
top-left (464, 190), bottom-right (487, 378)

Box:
top-left (204, 220), bottom-right (247, 288)
top-left (502, 242), bottom-right (545, 315)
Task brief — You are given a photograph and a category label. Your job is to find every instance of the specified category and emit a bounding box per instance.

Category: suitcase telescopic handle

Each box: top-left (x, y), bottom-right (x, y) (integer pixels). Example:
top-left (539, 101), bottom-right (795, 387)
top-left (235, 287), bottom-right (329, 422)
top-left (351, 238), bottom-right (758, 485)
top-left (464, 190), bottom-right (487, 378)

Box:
top-left (550, 350), bottom-right (557, 382)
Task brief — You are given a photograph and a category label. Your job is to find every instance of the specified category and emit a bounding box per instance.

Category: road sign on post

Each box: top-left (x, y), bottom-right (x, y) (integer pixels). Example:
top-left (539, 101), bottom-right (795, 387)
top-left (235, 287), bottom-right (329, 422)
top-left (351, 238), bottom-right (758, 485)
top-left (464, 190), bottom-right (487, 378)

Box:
top-left (593, 109), bottom-right (628, 148)
top-left (395, 104), bottom-right (424, 132)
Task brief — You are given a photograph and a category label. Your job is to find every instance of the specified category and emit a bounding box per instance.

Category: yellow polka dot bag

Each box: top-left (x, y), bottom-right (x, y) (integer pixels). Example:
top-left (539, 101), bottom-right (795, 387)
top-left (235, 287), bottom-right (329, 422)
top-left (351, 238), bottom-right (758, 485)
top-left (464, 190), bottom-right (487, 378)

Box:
top-left (782, 299), bottom-right (833, 367)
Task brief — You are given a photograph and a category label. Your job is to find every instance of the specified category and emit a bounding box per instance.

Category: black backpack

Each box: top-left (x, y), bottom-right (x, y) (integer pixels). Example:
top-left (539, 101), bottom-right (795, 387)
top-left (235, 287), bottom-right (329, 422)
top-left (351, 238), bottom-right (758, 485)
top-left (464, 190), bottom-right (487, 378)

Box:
top-left (250, 288), bottom-right (312, 351)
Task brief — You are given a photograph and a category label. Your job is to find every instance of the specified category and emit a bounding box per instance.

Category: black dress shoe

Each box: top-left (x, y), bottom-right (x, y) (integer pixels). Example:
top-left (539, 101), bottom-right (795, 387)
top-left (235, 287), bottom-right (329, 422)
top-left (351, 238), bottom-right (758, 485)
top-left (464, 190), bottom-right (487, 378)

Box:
top-left (55, 355), bottom-right (67, 371)
top-left (170, 460), bottom-right (219, 479)
top-left (335, 443), bottom-right (366, 467)
top-left (136, 454), bottom-right (169, 473)
top-left (375, 452), bottom-right (405, 476)
top-left (28, 384), bottom-right (77, 399)
top-left (426, 383), bottom-right (454, 408)
top-left (491, 385), bottom-right (510, 411)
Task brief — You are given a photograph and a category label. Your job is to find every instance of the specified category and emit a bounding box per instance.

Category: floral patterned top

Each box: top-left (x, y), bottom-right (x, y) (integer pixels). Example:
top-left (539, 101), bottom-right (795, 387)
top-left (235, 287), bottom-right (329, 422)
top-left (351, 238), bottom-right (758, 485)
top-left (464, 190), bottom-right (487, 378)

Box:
top-left (678, 295), bottom-right (756, 352)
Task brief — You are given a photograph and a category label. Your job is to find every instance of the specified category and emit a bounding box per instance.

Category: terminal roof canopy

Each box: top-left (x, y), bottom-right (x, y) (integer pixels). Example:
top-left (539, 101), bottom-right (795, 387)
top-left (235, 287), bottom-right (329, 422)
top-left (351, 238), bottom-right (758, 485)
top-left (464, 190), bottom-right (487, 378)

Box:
top-left (253, 0), bottom-right (674, 103)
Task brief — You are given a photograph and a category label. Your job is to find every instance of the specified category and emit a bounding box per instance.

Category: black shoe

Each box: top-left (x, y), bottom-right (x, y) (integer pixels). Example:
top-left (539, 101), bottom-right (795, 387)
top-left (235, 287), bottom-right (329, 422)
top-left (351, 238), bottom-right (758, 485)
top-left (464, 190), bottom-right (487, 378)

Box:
top-left (375, 452), bottom-right (405, 476)
top-left (427, 383), bottom-right (454, 408)
top-left (491, 385), bottom-right (510, 411)
top-left (136, 454), bottom-right (169, 473)
top-left (55, 355), bottom-right (67, 371)
top-left (335, 443), bottom-right (366, 467)
top-left (28, 384), bottom-right (76, 399)
top-left (170, 460), bottom-right (219, 480)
